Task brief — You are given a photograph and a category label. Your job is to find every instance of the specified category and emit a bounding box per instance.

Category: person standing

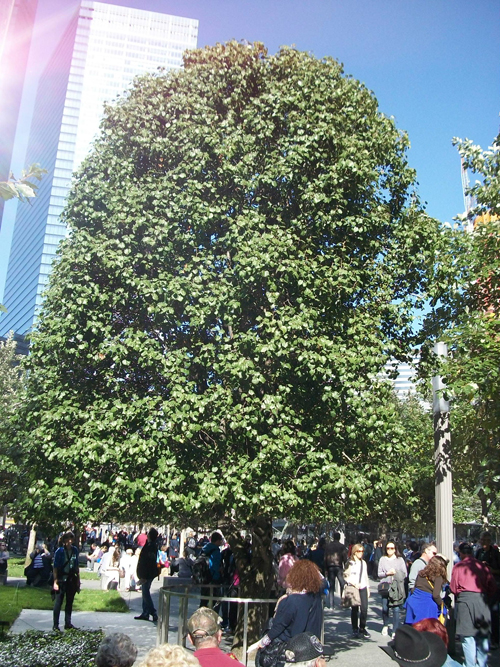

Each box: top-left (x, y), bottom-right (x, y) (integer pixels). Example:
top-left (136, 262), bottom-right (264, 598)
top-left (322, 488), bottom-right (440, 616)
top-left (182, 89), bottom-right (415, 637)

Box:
top-left (247, 559), bottom-right (323, 660)
top-left (404, 555), bottom-right (448, 624)
top-left (0, 540), bottom-right (10, 585)
top-left (135, 529), bottom-right (148, 548)
top-left (307, 538), bottom-right (326, 575)
top-left (345, 543), bottom-right (370, 638)
top-left (134, 527), bottom-right (159, 623)
top-left (52, 531), bottom-right (80, 631)
top-left (475, 531), bottom-right (500, 648)
top-left (408, 543), bottom-right (437, 591)
top-left (200, 532), bottom-right (224, 608)
top-left (378, 541), bottom-right (407, 636)
top-left (324, 532), bottom-right (347, 607)
top-left (450, 542), bottom-right (496, 667)
top-left (278, 540), bottom-right (298, 592)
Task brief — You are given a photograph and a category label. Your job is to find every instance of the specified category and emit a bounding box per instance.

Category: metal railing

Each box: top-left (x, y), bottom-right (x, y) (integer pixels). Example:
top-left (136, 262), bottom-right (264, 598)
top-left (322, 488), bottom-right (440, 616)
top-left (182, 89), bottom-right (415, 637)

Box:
top-left (157, 584), bottom-right (276, 666)
top-left (157, 582), bottom-right (325, 666)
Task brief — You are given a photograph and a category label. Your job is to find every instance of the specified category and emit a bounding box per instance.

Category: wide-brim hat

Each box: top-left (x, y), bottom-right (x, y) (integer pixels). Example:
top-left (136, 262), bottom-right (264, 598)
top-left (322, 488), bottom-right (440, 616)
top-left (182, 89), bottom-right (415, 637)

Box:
top-left (380, 627), bottom-right (447, 667)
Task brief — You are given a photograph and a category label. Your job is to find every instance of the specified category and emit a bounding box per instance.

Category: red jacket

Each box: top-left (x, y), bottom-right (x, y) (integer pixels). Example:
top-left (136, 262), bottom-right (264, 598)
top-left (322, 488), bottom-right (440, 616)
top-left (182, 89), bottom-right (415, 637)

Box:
top-left (450, 556), bottom-right (496, 597)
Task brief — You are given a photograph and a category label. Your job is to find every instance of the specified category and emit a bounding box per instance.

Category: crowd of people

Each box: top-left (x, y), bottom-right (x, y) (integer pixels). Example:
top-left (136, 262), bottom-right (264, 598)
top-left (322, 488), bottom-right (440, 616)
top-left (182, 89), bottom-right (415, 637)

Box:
top-left (90, 527), bottom-right (499, 667)
top-left (2, 523), bottom-right (499, 667)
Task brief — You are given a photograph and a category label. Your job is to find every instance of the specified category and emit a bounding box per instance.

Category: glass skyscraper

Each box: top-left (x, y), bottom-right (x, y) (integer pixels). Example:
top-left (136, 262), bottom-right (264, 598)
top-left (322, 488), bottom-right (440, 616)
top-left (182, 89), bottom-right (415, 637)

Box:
top-left (0, 0), bottom-right (198, 338)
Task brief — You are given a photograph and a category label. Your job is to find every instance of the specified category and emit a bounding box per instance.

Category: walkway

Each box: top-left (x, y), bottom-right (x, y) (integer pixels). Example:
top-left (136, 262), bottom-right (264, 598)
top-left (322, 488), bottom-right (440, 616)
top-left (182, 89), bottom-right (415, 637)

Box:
top-left (7, 575), bottom-right (499, 666)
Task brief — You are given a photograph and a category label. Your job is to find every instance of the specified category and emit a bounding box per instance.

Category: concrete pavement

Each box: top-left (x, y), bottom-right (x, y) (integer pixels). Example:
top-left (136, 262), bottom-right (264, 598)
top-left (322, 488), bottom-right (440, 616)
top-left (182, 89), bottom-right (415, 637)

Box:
top-left (6, 574), bottom-right (498, 666)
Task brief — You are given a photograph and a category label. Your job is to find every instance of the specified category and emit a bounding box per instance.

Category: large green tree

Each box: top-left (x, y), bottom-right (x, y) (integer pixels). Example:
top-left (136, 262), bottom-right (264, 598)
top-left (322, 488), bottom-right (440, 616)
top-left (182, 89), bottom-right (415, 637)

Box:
top-left (17, 42), bottom-right (441, 537)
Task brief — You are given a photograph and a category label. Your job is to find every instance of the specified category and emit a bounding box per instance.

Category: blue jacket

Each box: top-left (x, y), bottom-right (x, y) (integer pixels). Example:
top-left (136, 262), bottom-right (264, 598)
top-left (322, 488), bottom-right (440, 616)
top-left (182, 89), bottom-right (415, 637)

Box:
top-left (202, 542), bottom-right (222, 583)
top-left (53, 545), bottom-right (79, 580)
top-left (267, 593), bottom-right (322, 642)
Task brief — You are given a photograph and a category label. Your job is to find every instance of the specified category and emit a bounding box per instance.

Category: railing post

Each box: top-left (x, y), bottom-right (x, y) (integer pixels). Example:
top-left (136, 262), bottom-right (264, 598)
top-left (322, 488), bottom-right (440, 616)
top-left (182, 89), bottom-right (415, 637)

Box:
top-left (243, 601), bottom-right (249, 666)
top-left (163, 588), bottom-right (171, 644)
top-left (177, 593), bottom-right (185, 646)
top-left (157, 588), bottom-right (164, 646)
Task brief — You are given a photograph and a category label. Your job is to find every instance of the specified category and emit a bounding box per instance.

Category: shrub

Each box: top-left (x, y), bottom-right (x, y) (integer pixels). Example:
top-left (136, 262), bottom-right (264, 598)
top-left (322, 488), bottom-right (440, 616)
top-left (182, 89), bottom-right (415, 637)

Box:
top-left (0, 629), bottom-right (104, 667)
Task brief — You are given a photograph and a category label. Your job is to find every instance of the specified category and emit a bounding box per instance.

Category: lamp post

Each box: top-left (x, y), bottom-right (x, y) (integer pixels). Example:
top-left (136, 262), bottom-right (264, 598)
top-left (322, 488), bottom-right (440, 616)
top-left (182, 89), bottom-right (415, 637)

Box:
top-left (432, 342), bottom-right (454, 570)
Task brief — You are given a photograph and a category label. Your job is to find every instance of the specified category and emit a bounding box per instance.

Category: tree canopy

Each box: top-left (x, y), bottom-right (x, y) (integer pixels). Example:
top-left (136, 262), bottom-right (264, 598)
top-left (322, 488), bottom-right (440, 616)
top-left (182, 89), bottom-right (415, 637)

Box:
top-left (16, 42), bottom-right (442, 529)
top-left (0, 333), bottom-right (24, 507)
top-left (423, 131), bottom-right (500, 524)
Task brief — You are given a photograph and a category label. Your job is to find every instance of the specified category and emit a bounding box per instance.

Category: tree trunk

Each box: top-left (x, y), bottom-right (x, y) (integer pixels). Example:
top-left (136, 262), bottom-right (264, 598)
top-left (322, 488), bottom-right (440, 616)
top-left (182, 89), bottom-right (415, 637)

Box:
top-left (24, 524), bottom-right (37, 568)
top-left (478, 489), bottom-right (491, 527)
top-left (228, 516), bottom-right (274, 655)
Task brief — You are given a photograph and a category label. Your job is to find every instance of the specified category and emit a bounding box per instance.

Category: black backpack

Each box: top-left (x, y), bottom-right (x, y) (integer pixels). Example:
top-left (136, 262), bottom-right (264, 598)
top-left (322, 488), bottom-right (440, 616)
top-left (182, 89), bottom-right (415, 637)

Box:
top-left (192, 554), bottom-right (212, 584)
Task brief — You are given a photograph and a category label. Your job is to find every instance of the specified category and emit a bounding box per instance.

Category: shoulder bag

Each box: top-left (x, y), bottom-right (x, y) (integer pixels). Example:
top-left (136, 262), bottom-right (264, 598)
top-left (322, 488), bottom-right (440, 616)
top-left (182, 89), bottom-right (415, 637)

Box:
top-left (342, 560), bottom-right (363, 608)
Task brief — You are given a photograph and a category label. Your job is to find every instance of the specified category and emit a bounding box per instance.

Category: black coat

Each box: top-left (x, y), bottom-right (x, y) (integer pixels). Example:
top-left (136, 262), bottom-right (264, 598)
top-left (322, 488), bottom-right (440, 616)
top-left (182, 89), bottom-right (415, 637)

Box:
top-left (137, 541), bottom-right (158, 580)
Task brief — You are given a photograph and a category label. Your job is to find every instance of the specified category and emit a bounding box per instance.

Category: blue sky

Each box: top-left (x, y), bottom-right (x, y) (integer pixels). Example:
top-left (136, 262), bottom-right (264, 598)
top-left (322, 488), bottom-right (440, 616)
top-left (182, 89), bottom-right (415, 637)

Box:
top-left (1, 0), bottom-right (499, 300)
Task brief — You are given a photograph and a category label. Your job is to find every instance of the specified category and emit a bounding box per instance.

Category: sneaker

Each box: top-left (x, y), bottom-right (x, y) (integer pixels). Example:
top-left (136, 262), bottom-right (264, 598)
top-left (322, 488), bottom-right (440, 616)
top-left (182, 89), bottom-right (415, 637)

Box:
top-left (134, 614), bottom-right (149, 621)
top-left (52, 626), bottom-right (61, 633)
top-left (381, 626), bottom-right (388, 636)
top-left (64, 623), bottom-right (77, 630)
top-left (352, 630), bottom-right (359, 638)
top-left (360, 628), bottom-right (371, 638)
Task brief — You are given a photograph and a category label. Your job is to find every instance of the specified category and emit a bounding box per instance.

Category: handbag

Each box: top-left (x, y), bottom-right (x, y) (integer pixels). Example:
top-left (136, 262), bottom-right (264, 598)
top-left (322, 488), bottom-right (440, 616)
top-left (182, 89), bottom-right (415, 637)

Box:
top-left (342, 583), bottom-right (361, 607)
top-left (255, 638), bottom-right (287, 667)
top-left (378, 581), bottom-right (390, 598)
top-left (342, 560), bottom-right (363, 608)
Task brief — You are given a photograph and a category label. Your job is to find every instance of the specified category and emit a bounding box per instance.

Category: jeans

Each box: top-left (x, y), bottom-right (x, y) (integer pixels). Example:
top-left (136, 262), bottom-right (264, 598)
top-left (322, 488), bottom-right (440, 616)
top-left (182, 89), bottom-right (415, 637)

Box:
top-left (200, 585), bottom-right (222, 613)
top-left (327, 566), bottom-right (345, 606)
top-left (53, 579), bottom-right (77, 628)
top-left (382, 597), bottom-right (403, 631)
top-left (141, 578), bottom-right (156, 617)
top-left (461, 635), bottom-right (489, 667)
top-left (351, 587), bottom-right (368, 631)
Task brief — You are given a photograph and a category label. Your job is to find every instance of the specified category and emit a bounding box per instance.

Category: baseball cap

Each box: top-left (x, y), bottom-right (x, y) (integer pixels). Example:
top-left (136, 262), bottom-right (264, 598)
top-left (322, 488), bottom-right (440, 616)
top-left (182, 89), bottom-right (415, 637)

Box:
top-left (187, 608), bottom-right (221, 638)
top-left (285, 633), bottom-right (324, 663)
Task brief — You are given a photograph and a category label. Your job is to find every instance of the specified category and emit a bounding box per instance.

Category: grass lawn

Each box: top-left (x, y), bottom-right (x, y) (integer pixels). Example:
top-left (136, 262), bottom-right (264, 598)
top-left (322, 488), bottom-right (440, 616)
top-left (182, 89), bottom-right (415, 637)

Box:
top-left (6, 558), bottom-right (25, 578)
top-left (0, 585), bottom-right (128, 628)
top-left (7, 558), bottom-right (98, 581)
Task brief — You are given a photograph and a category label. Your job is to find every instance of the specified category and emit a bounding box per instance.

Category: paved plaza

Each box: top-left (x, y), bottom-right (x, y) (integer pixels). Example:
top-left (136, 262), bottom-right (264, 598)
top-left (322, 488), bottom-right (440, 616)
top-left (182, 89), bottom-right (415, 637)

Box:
top-left (6, 575), bottom-right (499, 666)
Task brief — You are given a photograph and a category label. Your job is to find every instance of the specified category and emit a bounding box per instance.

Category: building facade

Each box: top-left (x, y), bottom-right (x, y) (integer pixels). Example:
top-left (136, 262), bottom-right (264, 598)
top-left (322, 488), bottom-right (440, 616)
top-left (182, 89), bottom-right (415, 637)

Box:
top-left (0, 0), bottom-right (38, 228)
top-left (0, 0), bottom-right (198, 338)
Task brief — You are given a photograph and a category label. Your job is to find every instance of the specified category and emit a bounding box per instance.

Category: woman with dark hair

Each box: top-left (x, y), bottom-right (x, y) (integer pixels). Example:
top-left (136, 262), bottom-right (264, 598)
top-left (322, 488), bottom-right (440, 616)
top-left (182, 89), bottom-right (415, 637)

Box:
top-left (277, 540), bottom-right (298, 591)
top-left (405, 555), bottom-right (448, 624)
top-left (378, 541), bottom-right (407, 636)
top-left (249, 559), bottom-right (323, 666)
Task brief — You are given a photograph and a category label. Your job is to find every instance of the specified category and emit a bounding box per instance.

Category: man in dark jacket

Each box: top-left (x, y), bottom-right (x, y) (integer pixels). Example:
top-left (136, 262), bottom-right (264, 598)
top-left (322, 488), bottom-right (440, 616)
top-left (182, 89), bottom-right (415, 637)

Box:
top-left (451, 542), bottom-right (496, 667)
top-left (134, 527), bottom-right (159, 623)
top-left (200, 532), bottom-right (224, 609)
top-left (324, 532), bottom-right (347, 607)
